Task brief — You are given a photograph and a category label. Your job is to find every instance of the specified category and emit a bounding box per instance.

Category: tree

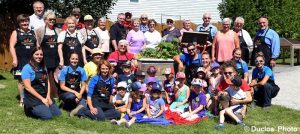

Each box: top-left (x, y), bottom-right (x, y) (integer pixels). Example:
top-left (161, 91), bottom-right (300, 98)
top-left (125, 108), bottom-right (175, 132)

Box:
top-left (218, 0), bottom-right (300, 39)
top-left (46, 0), bottom-right (118, 18)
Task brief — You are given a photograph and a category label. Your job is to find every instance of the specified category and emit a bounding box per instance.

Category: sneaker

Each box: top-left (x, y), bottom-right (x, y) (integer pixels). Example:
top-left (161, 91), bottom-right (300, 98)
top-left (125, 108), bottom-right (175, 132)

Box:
top-left (124, 122), bottom-right (132, 128)
top-left (237, 121), bottom-right (246, 127)
top-left (70, 105), bottom-right (84, 117)
top-left (111, 119), bottom-right (122, 125)
top-left (250, 101), bottom-right (256, 108)
top-left (19, 101), bottom-right (24, 107)
top-left (215, 124), bottom-right (225, 129)
top-left (205, 111), bottom-right (215, 119)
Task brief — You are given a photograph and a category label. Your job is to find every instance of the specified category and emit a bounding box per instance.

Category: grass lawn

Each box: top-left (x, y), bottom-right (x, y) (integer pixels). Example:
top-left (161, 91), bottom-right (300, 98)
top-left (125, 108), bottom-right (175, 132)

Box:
top-left (0, 71), bottom-right (299, 134)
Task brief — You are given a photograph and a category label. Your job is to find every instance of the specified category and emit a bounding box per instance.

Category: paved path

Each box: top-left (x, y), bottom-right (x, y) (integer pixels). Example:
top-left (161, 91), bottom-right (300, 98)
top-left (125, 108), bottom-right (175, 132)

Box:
top-left (249, 65), bottom-right (300, 110)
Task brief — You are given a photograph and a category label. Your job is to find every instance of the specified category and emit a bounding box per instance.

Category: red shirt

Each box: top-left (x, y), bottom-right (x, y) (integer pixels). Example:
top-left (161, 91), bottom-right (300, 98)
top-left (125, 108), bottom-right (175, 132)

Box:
top-left (217, 78), bottom-right (250, 92)
top-left (61, 22), bottom-right (85, 31)
top-left (108, 51), bottom-right (134, 61)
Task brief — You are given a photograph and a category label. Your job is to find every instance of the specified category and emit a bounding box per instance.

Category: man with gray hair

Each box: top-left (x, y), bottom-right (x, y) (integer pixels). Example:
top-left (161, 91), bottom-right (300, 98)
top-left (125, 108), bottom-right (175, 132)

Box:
top-left (233, 17), bottom-right (253, 64)
top-left (195, 13), bottom-right (218, 55)
top-left (139, 14), bottom-right (149, 33)
top-left (29, 1), bottom-right (45, 31)
top-left (110, 13), bottom-right (126, 51)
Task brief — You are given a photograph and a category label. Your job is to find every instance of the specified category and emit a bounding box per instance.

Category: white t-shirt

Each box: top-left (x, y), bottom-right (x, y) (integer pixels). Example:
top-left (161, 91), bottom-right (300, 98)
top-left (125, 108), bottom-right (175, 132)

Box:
top-left (57, 30), bottom-right (85, 44)
top-left (112, 92), bottom-right (130, 104)
top-left (226, 86), bottom-right (246, 100)
top-left (144, 30), bottom-right (161, 49)
top-left (29, 14), bottom-right (45, 32)
top-left (93, 27), bottom-right (110, 52)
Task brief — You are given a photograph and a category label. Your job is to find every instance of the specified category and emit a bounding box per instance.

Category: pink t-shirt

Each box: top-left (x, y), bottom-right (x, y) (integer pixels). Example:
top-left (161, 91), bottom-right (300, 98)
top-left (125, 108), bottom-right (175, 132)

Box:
top-left (126, 30), bottom-right (145, 54)
top-left (215, 30), bottom-right (235, 62)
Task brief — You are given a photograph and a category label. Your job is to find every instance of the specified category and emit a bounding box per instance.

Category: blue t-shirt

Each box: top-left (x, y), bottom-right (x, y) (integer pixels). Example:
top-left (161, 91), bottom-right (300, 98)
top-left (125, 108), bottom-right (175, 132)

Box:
top-left (252, 66), bottom-right (275, 81)
top-left (87, 75), bottom-right (115, 97)
top-left (21, 64), bottom-right (46, 81)
top-left (236, 59), bottom-right (248, 73)
top-left (147, 97), bottom-right (165, 116)
top-left (179, 53), bottom-right (202, 67)
top-left (118, 74), bottom-right (135, 85)
top-left (59, 66), bottom-right (87, 82)
top-left (189, 92), bottom-right (207, 117)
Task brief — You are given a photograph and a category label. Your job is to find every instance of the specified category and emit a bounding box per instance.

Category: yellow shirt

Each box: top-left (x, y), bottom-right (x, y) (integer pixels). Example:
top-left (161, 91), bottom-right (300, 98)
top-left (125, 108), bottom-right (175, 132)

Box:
top-left (84, 61), bottom-right (98, 83)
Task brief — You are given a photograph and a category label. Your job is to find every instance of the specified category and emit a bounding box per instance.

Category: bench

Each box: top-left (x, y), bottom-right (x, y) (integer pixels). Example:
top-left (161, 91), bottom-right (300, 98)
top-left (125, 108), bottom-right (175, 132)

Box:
top-left (280, 38), bottom-right (300, 66)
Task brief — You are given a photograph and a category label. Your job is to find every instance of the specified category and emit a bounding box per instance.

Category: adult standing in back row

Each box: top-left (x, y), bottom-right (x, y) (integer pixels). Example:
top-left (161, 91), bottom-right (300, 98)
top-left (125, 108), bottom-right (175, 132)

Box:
top-left (251, 16), bottom-right (280, 68)
top-left (29, 1), bottom-right (45, 32)
top-left (110, 13), bottom-right (126, 51)
top-left (195, 13), bottom-right (218, 55)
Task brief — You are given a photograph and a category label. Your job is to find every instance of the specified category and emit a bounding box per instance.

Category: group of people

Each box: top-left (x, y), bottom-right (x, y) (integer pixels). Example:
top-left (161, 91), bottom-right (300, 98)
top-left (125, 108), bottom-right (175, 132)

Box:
top-left (9, 0), bottom-right (281, 129)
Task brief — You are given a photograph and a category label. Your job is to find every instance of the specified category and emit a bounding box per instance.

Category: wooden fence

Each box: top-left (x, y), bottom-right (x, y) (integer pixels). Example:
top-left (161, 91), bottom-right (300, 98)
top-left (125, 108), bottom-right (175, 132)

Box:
top-left (0, 19), bottom-right (221, 71)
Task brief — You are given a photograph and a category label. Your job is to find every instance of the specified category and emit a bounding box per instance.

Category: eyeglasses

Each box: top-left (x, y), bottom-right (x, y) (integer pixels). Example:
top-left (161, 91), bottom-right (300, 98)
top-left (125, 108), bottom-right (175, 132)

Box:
top-left (188, 48), bottom-right (195, 52)
top-left (224, 72), bottom-right (233, 75)
top-left (48, 18), bottom-right (56, 23)
top-left (141, 17), bottom-right (148, 20)
top-left (255, 60), bottom-right (264, 63)
top-left (119, 45), bottom-right (127, 48)
top-left (167, 20), bottom-right (173, 24)
top-left (204, 17), bottom-right (211, 20)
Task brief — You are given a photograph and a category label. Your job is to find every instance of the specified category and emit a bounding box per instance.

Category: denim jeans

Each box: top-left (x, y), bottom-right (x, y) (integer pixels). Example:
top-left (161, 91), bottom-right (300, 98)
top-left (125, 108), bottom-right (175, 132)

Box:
top-left (61, 92), bottom-right (86, 111)
top-left (25, 104), bottom-right (61, 120)
top-left (254, 83), bottom-right (279, 107)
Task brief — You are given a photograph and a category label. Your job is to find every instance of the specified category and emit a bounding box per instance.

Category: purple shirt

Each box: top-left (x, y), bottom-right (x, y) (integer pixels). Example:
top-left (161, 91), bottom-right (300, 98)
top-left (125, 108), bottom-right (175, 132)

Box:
top-left (126, 30), bottom-right (145, 54)
top-left (189, 91), bottom-right (207, 117)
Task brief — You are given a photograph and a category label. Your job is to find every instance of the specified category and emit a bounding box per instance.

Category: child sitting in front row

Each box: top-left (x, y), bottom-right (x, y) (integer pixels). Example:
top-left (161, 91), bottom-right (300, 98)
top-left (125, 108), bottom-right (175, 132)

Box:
top-left (112, 81), bottom-right (130, 113)
top-left (111, 82), bottom-right (146, 128)
top-left (144, 83), bottom-right (165, 118)
top-left (181, 79), bottom-right (207, 121)
top-left (162, 67), bottom-right (175, 104)
top-left (215, 77), bottom-right (246, 129)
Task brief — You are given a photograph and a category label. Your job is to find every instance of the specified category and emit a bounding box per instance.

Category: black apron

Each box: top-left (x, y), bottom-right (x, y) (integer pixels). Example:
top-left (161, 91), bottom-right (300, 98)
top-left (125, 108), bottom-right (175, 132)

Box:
top-left (92, 76), bottom-right (114, 110)
top-left (41, 27), bottom-right (59, 69)
top-left (85, 29), bottom-right (100, 61)
top-left (185, 55), bottom-right (202, 85)
top-left (251, 29), bottom-right (271, 67)
top-left (239, 30), bottom-right (250, 64)
top-left (62, 32), bottom-right (84, 67)
top-left (116, 52), bottom-right (129, 75)
top-left (24, 66), bottom-right (48, 108)
top-left (199, 26), bottom-right (213, 55)
top-left (15, 29), bottom-right (37, 71)
top-left (236, 60), bottom-right (245, 78)
top-left (59, 67), bottom-right (82, 95)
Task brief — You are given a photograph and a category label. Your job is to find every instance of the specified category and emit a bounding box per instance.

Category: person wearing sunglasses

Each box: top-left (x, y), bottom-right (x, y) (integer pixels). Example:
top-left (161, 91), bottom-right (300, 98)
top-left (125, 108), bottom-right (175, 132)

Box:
top-left (250, 53), bottom-right (280, 109)
top-left (212, 18), bottom-right (240, 65)
top-left (173, 44), bottom-right (202, 85)
top-left (250, 16), bottom-right (280, 69)
top-left (36, 10), bottom-right (61, 98)
top-left (233, 17), bottom-right (253, 64)
top-left (195, 13), bottom-right (218, 55)
top-left (162, 18), bottom-right (181, 42)
top-left (29, 1), bottom-right (45, 32)
top-left (139, 14), bottom-right (149, 33)
top-left (216, 61), bottom-right (252, 112)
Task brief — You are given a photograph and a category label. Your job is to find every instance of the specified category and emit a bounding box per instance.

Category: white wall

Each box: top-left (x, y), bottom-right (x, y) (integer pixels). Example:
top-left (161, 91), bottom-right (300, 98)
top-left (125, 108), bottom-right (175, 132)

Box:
top-left (107, 0), bottom-right (222, 24)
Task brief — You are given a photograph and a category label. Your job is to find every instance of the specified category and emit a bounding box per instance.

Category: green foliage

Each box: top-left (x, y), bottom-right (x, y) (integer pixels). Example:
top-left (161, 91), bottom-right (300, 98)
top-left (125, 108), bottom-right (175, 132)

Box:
top-left (139, 40), bottom-right (181, 59)
top-left (218, 0), bottom-right (300, 39)
top-left (46, 0), bottom-right (118, 18)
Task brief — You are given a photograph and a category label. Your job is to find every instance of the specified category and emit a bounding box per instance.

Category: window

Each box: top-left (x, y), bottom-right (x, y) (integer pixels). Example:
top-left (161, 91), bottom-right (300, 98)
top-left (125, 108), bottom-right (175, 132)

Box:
top-left (130, 0), bottom-right (139, 3)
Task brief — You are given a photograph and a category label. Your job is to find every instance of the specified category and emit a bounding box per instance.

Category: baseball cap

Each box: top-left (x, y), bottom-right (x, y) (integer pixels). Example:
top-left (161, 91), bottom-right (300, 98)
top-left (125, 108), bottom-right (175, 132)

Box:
top-left (84, 15), bottom-right (94, 21)
top-left (151, 83), bottom-right (162, 92)
top-left (210, 62), bottom-right (220, 71)
top-left (92, 48), bottom-right (103, 55)
top-left (197, 67), bottom-right (205, 73)
top-left (125, 12), bottom-right (132, 17)
top-left (162, 67), bottom-right (174, 75)
top-left (147, 66), bottom-right (157, 74)
top-left (122, 61), bottom-right (131, 68)
top-left (176, 72), bottom-right (186, 79)
top-left (146, 77), bottom-right (157, 84)
top-left (225, 77), bottom-right (242, 87)
top-left (131, 82), bottom-right (142, 92)
top-left (117, 81), bottom-right (128, 88)
top-left (191, 79), bottom-right (204, 87)
top-left (135, 70), bottom-right (146, 76)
